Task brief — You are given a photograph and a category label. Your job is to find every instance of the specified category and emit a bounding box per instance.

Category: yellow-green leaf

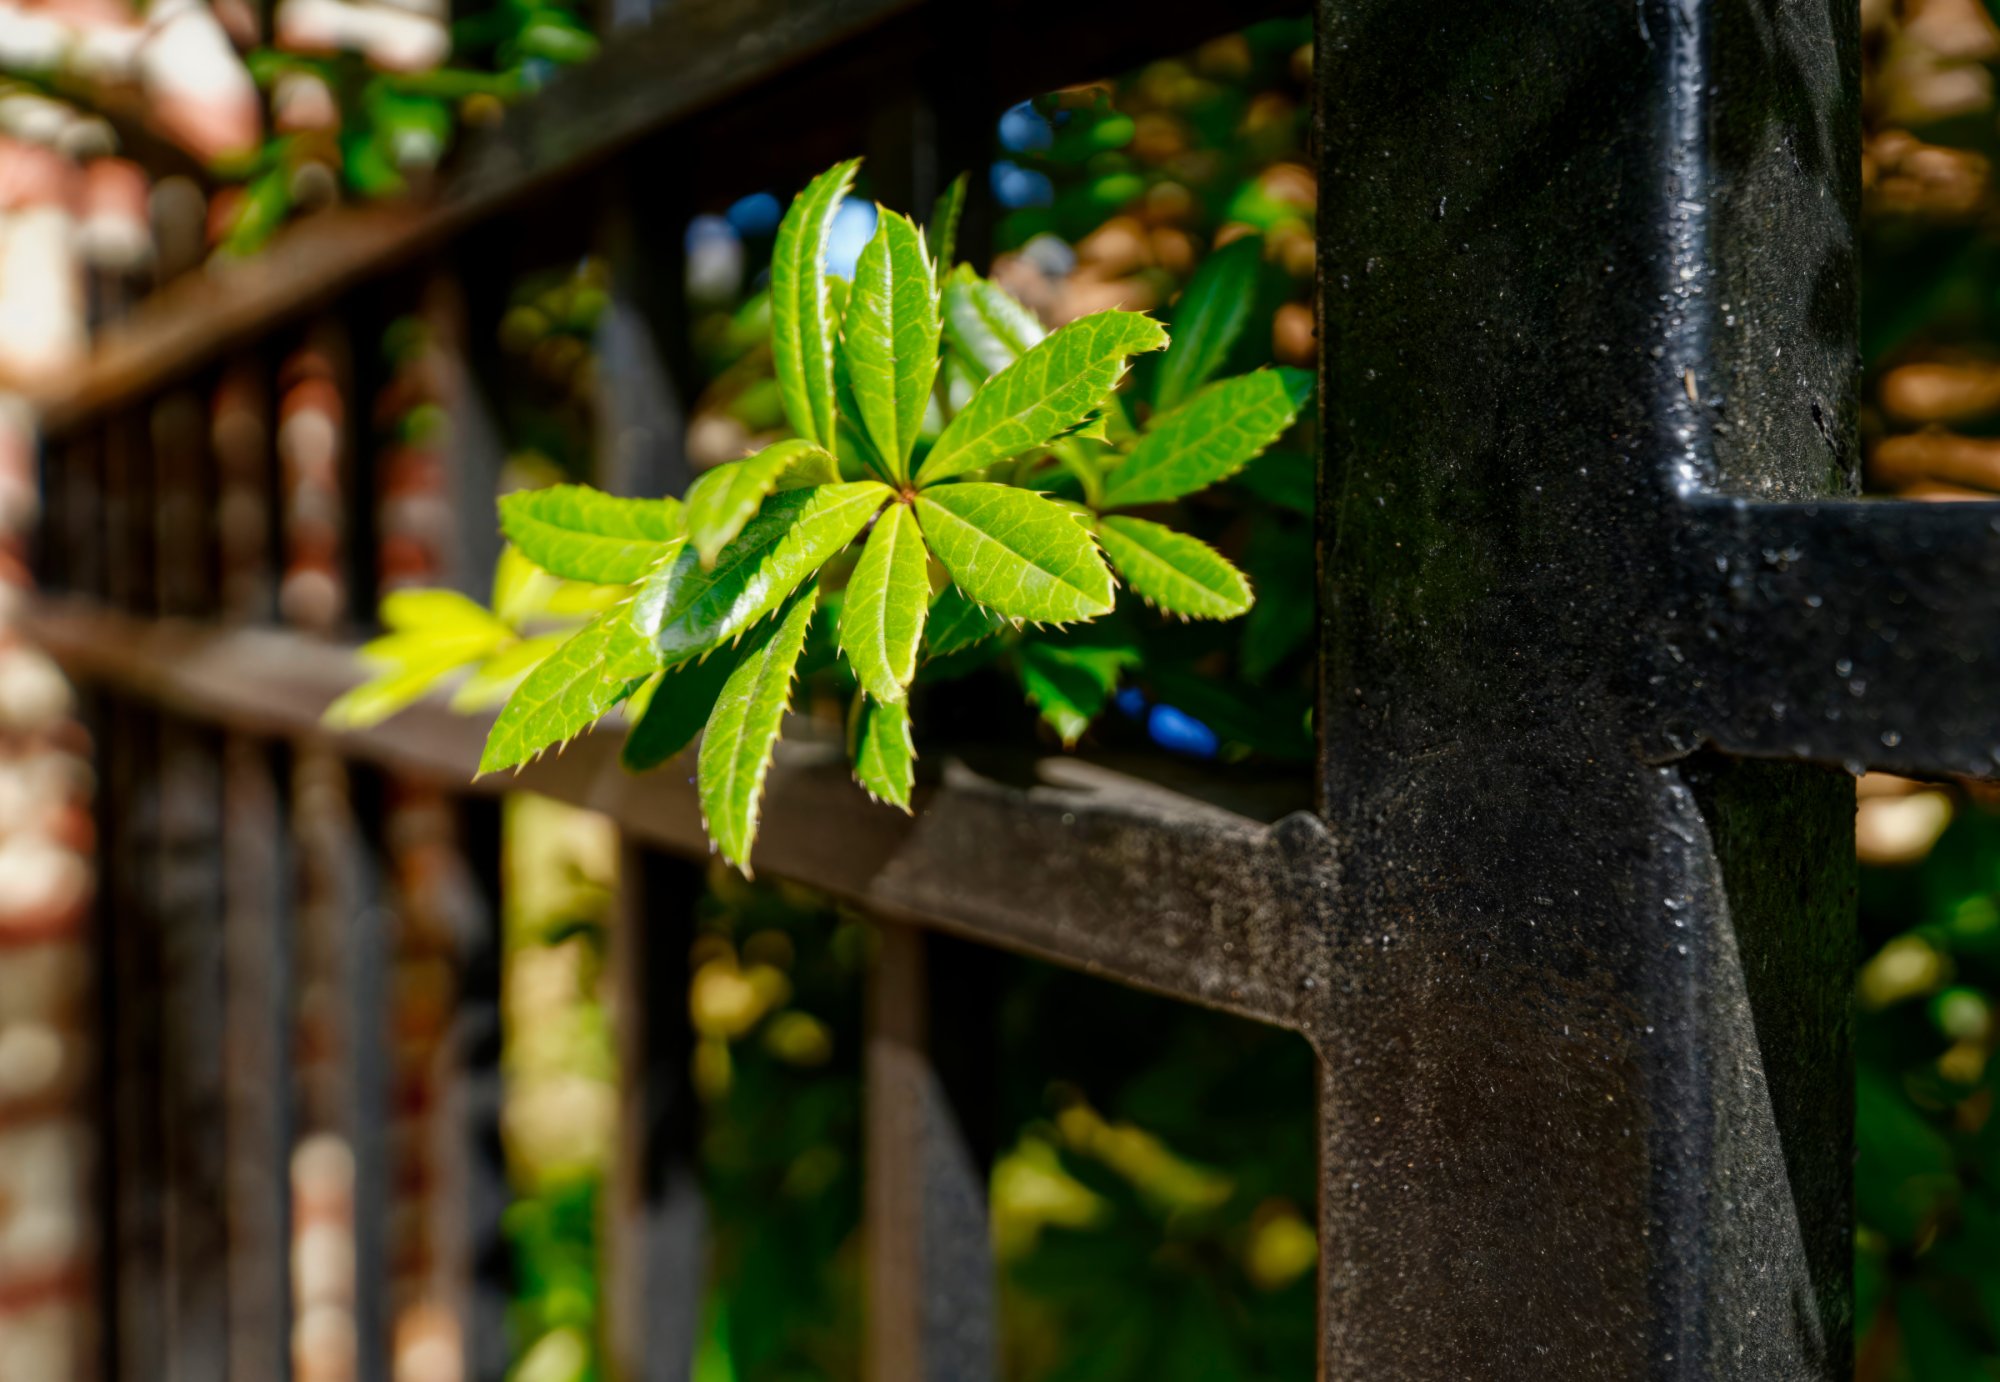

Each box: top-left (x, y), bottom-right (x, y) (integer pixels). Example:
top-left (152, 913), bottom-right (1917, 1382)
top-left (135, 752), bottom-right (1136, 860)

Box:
top-left (1101, 369), bottom-right (1310, 509)
top-left (917, 310), bottom-right (1166, 485)
top-left (478, 610), bottom-right (647, 774)
top-left (380, 587), bottom-right (514, 639)
top-left (626, 482), bottom-right (890, 671)
top-left (449, 632), bottom-right (568, 712)
top-left (684, 440), bottom-right (841, 568)
top-left (699, 586), bottom-right (820, 874)
top-left (848, 692), bottom-right (914, 811)
top-left (621, 645), bottom-right (742, 772)
top-left (842, 210), bottom-right (939, 480)
top-left (1096, 515), bottom-right (1253, 620)
top-left (771, 160), bottom-right (861, 446)
top-left (837, 502), bottom-right (930, 702)
top-left (913, 483), bottom-right (1113, 625)
top-left (500, 484), bottom-right (685, 584)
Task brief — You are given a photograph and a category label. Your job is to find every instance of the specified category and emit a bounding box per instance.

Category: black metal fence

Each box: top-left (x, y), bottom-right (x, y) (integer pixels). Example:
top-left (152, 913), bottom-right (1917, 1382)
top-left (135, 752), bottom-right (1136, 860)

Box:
top-left (19, 0), bottom-right (1998, 1377)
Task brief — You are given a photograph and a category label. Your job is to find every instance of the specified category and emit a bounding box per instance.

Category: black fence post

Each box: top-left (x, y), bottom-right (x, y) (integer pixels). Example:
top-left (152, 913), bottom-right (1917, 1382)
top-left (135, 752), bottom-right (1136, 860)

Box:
top-left (1313, 0), bottom-right (1855, 1377)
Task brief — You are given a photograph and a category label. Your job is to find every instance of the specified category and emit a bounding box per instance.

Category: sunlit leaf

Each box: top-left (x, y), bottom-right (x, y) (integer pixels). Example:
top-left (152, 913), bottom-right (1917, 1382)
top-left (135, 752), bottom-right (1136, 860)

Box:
top-left (770, 159), bottom-right (861, 445)
top-left (1153, 235), bottom-right (1264, 414)
top-left (627, 482), bottom-right (890, 670)
top-left (324, 660), bottom-right (462, 731)
top-left (842, 211), bottom-right (940, 480)
top-left (1096, 515), bottom-right (1252, 620)
top-left (684, 440), bottom-right (841, 568)
top-left (449, 632), bottom-right (568, 712)
top-left (379, 587), bottom-right (514, 639)
top-left (699, 586), bottom-right (820, 873)
top-left (914, 483), bottom-right (1113, 624)
top-left (478, 610), bottom-right (647, 773)
top-left (1101, 369), bottom-right (1310, 509)
top-left (621, 644), bottom-right (742, 772)
top-left (919, 311), bottom-right (1166, 485)
top-left (923, 583), bottom-right (1008, 659)
top-left (838, 501), bottom-right (930, 702)
top-left (499, 484), bottom-right (685, 584)
top-left (848, 692), bottom-right (915, 810)
top-left (940, 263), bottom-right (1045, 377)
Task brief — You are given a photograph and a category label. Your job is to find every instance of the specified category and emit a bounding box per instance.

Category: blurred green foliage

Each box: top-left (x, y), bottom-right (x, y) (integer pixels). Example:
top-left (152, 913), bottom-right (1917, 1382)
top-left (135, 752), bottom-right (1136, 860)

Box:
top-left (1857, 791), bottom-right (2000, 1380)
top-left (690, 873), bottom-right (870, 1382)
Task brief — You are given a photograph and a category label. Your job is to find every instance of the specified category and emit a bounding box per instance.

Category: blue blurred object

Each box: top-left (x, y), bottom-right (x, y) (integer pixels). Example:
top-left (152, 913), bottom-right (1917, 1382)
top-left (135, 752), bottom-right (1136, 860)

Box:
top-left (998, 100), bottom-right (1054, 153)
top-left (1147, 704), bottom-right (1221, 759)
top-left (685, 214), bottom-right (736, 253)
top-left (726, 191), bottom-right (783, 237)
top-left (990, 160), bottom-right (1055, 210)
top-left (824, 198), bottom-right (879, 278)
top-left (1114, 687), bottom-right (1147, 718)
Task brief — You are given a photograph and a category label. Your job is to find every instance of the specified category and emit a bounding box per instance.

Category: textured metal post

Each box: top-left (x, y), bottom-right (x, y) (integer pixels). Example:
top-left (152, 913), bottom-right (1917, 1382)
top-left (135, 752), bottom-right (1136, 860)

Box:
top-left (1315, 0), bottom-right (1856, 1377)
top-left (604, 845), bottom-right (705, 1382)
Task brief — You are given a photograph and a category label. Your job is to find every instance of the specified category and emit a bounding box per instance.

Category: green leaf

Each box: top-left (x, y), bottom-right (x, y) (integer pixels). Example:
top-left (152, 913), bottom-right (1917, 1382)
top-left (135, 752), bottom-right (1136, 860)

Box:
top-left (842, 210), bottom-right (940, 480)
top-left (699, 586), bottom-right (820, 874)
top-left (1096, 516), bottom-right (1252, 620)
top-left (478, 610), bottom-right (647, 774)
top-left (1240, 515), bottom-right (1312, 683)
top-left (325, 660), bottom-right (461, 730)
top-left (922, 583), bottom-right (1008, 660)
top-left (379, 587), bottom-right (514, 639)
top-left (627, 482), bottom-right (889, 670)
top-left (1233, 446), bottom-right (1314, 515)
top-left (449, 633), bottom-right (568, 712)
top-left (838, 501), bottom-right (930, 702)
top-left (770, 159), bottom-right (861, 446)
top-left (1014, 637), bottom-right (1137, 747)
top-left (684, 440), bottom-right (841, 568)
top-left (499, 484), bottom-right (685, 584)
top-left (621, 644), bottom-right (742, 772)
top-left (940, 264), bottom-right (1044, 377)
top-left (1153, 235), bottom-right (1264, 414)
top-left (928, 173), bottom-right (968, 270)
top-left (848, 693), bottom-right (915, 810)
top-left (914, 483), bottom-right (1113, 624)
top-left (326, 599), bottom-right (514, 729)
top-left (919, 310), bottom-right (1167, 484)
top-left (1101, 369), bottom-right (1310, 509)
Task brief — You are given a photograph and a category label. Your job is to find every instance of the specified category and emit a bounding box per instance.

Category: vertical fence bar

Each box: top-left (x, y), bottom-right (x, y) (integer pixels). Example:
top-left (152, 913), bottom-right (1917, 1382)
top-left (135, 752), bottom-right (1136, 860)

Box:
top-left (445, 794), bottom-right (511, 1382)
top-left (864, 925), bottom-right (993, 1382)
top-left (215, 353), bottom-right (294, 1382)
top-left (151, 385), bottom-right (229, 1382)
top-left (221, 734), bottom-right (293, 1382)
top-left (1312, 0), bottom-right (1856, 1377)
top-left (857, 53), bottom-right (999, 1381)
top-left (604, 846), bottom-right (705, 1382)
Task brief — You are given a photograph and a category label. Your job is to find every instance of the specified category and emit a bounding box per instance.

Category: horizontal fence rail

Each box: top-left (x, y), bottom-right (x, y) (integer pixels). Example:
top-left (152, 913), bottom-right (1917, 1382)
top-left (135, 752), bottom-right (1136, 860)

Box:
top-left (26, 601), bottom-right (1334, 1033)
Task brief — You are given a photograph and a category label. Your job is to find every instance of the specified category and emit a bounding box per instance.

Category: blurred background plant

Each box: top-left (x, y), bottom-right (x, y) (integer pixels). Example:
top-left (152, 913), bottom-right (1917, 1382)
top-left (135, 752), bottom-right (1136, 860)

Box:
top-left (1856, 0), bottom-right (2000, 1375)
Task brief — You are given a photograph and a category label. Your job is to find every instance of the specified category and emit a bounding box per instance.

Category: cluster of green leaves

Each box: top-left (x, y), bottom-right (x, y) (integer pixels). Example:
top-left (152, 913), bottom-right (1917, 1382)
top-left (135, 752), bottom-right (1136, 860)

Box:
top-left (219, 6), bottom-right (598, 256)
top-left (338, 158), bottom-right (1304, 873)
